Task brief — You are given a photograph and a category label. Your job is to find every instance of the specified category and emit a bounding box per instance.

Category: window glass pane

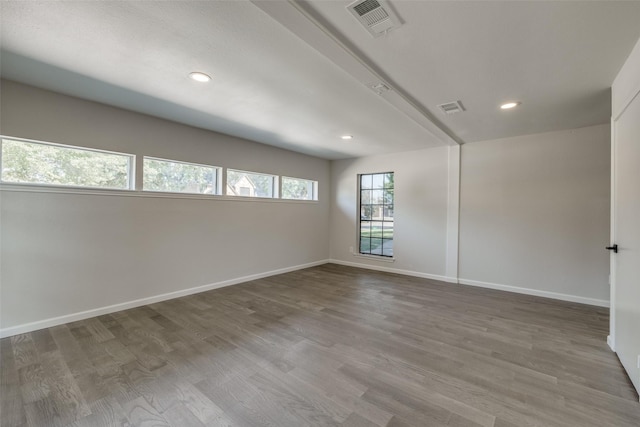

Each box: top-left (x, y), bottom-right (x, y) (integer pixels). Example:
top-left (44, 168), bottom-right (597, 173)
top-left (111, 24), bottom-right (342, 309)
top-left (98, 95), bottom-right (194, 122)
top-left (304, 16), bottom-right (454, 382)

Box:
top-left (372, 173), bottom-right (384, 189)
top-left (384, 205), bottom-right (394, 219)
top-left (361, 205), bottom-right (372, 220)
top-left (143, 157), bottom-right (218, 195)
top-left (371, 189), bottom-right (384, 204)
top-left (360, 189), bottom-right (372, 205)
top-left (1, 138), bottom-right (132, 189)
top-left (384, 172), bottom-right (394, 188)
top-left (370, 221), bottom-right (383, 238)
top-left (282, 176), bottom-right (316, 200)
top-left (360, 221), bottom-right (371, 236)
top-left (382, 239), bottom-right (394, 257)
top-left (383, 189), bottom-right (394, 205)
top-left (369, 238), bottom-right (383, 254)
top-left (360, 236), bottom-right (371, 254)
top-left (361, 174), bottom-right (373, 189)
top-left (227, 169), bottom-right (275, 198)
top-left (382, 222), bottom-right (394, 238)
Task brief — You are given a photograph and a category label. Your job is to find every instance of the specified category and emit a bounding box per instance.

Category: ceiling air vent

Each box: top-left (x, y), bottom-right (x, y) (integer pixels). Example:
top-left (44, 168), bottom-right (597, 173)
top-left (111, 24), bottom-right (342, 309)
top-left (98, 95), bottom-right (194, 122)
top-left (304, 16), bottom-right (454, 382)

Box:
top-left (437, 101), bottom-right (465, 115)
top-left (347, 0), bottom-right (401, 38)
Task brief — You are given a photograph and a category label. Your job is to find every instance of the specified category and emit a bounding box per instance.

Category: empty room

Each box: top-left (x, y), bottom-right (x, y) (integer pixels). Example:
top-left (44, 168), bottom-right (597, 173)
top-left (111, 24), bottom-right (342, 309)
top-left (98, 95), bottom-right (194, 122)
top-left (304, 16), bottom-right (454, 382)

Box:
top-left (1, 1), bottom-right (640, 426)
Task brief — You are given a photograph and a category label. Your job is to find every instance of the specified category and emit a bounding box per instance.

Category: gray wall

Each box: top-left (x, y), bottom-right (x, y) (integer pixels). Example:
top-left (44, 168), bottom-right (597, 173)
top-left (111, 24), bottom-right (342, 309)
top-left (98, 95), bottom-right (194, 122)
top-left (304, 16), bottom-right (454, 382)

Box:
top-left (0, 79), bottom-right (613, 335)
top-left (330, 146), bottom-right (454, 279)
top-left (0, 80), bottom-right (331, 332)
top-left (330, 124), bottom-right (610, 306)
top-left (459, 124), bottom-right (611, 303)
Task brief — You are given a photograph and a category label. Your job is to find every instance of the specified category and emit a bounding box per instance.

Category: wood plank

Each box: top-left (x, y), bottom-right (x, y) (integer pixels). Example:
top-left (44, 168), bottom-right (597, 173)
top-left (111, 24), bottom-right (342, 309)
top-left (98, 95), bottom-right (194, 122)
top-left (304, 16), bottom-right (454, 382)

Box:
top-left (121, 396), bottom-right (170, 427)
top-left (1, 338), bottom-right (27, 427)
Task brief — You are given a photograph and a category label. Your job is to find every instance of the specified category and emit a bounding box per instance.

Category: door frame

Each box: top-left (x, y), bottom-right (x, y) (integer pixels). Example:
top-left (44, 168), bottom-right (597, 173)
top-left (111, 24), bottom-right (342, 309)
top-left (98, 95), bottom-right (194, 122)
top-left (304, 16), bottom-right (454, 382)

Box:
top-left (607, 81), bottom-right (640, 402)
top-left (609, 84), bottom-right (640, 361)
top-left (608, 118), bottom-right (616, 351)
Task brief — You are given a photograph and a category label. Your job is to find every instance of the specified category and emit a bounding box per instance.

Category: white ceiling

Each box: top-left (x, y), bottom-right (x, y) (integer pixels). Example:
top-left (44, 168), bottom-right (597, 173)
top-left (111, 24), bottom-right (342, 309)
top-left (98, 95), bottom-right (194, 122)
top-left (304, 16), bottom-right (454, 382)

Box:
top-left (1, 1), bottom-right (640, 159)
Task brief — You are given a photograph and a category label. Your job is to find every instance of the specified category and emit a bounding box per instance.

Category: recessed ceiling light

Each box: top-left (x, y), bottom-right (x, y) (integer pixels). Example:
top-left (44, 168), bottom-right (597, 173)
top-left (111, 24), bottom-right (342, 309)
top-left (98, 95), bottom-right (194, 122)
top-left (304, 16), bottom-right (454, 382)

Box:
top-left (500, 102), bottom-right (521, 110)
top-left (189, 72), bottom-right (211, 82)
top-left (341, 135), bottom-right (353, 140)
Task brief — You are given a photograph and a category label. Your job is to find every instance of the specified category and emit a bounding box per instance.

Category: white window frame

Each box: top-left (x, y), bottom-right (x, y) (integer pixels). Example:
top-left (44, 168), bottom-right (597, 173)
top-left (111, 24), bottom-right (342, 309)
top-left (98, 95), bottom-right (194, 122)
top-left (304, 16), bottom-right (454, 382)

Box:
top-left (142, 156), bottom-right (222, 196)
top-left (0, 135), bottom-right (135, 190)
top-left (226, 168), bottom-right (279, 199)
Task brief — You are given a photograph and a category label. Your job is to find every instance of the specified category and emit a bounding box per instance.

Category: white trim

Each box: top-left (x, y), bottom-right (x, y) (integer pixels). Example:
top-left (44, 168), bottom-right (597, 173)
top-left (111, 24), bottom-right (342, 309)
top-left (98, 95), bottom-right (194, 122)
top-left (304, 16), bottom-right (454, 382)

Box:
top-left (1, 259), bottom-right (612, 337)
top-left (613, 86), bottom-right (640, 121)
top-left (143, 155), bottom-right (222, 171)
top-left (0, 135), bottom-right (136, 190)
top-left (356, 171), bottom-right (395, 259)
top-left (352, 253), bottom-right (395, 263)
top-left (129, 150), bottom-right (137, 191)
top-left (329, 258), bottom-right (458, 284)
top-left (445, 145), bottom-right (460, 278)
top-left (609, 116), bottom-right (617, 350)
top-left (142, 156), bottom-right (222, 195)
top-left (458, 278), bottom-right (610, 308)
top-left (0, 183), bottom-right (317, 203)
top-left (0, 260), bottom-right (330, 338)
top-left (226, 168), bottom-right (279, 199)
top-left (330, 259), bottom-right (609, 307)
top-left (0, 134), bottom-right (134, 157)
top-left (251, 1), bottom-right (459, 146)
top-left (0, 181), bottom-right (137, 194)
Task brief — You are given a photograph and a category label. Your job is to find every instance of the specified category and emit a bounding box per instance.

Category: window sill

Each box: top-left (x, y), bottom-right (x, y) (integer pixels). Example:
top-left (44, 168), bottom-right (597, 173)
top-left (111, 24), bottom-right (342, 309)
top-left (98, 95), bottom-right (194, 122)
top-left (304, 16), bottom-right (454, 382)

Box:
top-left (0, 183), bottom-right (318, 203)
top-left (352, 253), bottom-right (396, 263)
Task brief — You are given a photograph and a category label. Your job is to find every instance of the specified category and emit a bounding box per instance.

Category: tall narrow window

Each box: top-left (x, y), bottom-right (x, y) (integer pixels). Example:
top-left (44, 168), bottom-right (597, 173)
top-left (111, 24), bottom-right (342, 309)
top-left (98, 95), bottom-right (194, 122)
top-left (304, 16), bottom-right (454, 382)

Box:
top-left (359, 172), bottom-right (394, 257)
top-left (0, 137), bottom-right (134, 190)
top-left (143, 157), bottom-right (220, 195)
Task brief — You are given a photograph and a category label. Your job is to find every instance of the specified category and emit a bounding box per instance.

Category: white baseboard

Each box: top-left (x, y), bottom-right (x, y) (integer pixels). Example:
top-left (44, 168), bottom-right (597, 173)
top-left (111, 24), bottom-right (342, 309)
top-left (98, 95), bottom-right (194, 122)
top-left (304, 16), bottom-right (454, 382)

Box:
top-left (458, 278), bottom-right (610, 308)
top-left (327, 259), bottom-right (609, 308)
top-left (328, 258), bottom-right (458, 284)
top-left (607, 335), bottom-right (615, 352)
top-left (2, 259), bottom-right (610, 338)
top-left (0, 259), bottom-right (330, 338)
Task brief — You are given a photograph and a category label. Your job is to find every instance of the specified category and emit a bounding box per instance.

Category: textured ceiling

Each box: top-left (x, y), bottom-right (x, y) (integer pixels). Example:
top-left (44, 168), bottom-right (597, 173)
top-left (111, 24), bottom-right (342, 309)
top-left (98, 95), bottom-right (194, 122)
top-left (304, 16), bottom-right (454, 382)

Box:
top-left (292, 0), bottom-right (640, 143)
top-left (2, 1), bottom-right (640, 159)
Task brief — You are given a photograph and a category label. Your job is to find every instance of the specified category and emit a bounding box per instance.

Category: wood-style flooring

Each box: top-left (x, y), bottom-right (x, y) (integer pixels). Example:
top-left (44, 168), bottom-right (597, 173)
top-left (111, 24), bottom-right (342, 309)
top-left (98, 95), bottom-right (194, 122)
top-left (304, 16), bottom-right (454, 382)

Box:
top-left (1, 264), bottom-right (638, 426)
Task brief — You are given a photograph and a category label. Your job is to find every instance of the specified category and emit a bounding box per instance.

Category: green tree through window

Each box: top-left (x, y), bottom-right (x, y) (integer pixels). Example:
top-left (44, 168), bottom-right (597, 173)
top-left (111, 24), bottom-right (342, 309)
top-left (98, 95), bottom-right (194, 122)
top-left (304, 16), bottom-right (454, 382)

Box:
top-left (1, 138), bottom-right (132, 189)
top-left (282, 176), bottom-right (316, 200)
top-left (143, 157), bottom-right (218, 194)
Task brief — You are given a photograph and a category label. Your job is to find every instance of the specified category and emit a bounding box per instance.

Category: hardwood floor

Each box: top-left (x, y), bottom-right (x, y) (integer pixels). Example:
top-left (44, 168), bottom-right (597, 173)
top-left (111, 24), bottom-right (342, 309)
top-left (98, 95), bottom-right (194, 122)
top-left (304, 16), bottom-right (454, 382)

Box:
top-left (1, 264), bottom-right (638, 426)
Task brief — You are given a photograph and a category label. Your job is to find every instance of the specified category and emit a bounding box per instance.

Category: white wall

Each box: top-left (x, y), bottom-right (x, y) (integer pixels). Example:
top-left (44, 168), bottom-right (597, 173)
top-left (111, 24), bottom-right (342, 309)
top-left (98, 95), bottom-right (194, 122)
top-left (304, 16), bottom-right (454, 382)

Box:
top-left (330, 146), bottom-right (459, 281)
top-left (459, 125), bottom-right (611, 305)
top-left (330, 126), bottom-right (610, 307)
top-left (0, 79), bottom-right (615, 338)
top-left (0, 80), bottom-right (331, 335)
